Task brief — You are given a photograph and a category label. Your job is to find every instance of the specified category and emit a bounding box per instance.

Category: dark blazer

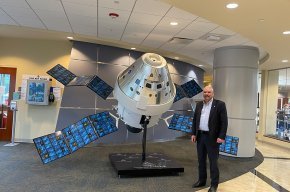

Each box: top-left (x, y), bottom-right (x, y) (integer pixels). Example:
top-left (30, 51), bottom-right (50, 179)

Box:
top-left (192, 99), bottom-right (228, 144)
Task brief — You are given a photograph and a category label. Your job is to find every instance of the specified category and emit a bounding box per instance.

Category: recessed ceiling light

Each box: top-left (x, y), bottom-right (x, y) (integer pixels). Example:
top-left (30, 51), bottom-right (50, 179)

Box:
top-left (130, 47), bottom-right (136, 50)
top-left (226, 3), bottom-right (239, 9)
top-left (67, 36), bottom-right (73, 40)
top-left (170, 21), bottom-right (178, 26)
top-left (282, 59), bottom-right (288, 63)
top-left (198, 64), bottom-right (203, 67)
top-left (283, 31), bottom-right (290, 35)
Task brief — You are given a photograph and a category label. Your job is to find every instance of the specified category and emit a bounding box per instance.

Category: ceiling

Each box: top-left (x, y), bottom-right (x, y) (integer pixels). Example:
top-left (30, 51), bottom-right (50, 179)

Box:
top-left (0, 0), bottom-right (288, 76)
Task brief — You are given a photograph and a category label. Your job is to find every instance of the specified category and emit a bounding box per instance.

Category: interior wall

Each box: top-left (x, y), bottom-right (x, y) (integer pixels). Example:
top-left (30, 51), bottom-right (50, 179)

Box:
top-left (0, 37), bottom-right (72, 142)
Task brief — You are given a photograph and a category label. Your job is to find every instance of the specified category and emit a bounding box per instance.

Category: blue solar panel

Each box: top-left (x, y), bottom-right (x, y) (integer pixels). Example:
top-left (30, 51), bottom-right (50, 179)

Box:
top-left (33, 132), bottom-right (70, 164)
top-left (168, 113), bottom-right (193, 133)
top-left (180, 79), bottom-right (203, 98)
top-left (67, 75), bottom-right (95, 86)
top-left (47, 64), bottom-right (76, 86)
top-left (62, 124), bottom-right (85, 152)
top-left (89, 111), bottom-right (118, 137)
top-left (87, 76), bottom-right (113, 100)
top-left (219, 135), bottom-right (239, 156)
top-left (173, 84), bottom-right (187, 103)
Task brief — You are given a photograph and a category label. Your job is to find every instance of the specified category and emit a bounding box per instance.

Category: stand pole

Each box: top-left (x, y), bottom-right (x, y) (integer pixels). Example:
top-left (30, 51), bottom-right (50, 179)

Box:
top-left (4, 104), bottom-right (19, 147)
top-left (141, 122), bottom-right (147, 162)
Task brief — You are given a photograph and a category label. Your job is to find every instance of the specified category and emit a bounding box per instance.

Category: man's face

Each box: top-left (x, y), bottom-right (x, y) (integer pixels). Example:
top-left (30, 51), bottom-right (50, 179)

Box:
top-left (203, 87), bottom-right (214, 103)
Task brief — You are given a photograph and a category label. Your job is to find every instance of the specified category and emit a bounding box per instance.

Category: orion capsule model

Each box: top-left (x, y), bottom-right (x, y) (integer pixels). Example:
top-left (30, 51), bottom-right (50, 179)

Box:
top-left (114, 53), bottom-right (176, 133)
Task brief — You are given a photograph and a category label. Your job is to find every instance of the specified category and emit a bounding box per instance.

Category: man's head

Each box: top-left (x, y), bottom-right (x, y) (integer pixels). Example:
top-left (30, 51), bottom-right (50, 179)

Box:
top-left (203, 85), bottom-right (214, 103)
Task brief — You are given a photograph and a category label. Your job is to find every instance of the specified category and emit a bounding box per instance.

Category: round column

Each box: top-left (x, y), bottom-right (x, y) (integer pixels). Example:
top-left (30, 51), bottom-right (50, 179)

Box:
top-left (213, 46), bottom-right (259, 157)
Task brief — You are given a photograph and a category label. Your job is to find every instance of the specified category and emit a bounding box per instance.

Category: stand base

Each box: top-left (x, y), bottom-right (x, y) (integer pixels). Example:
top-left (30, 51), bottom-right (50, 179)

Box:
top-left (4, 143), bottom-right (19, 147)
top-left (109, 153), bottom-right (184, 177)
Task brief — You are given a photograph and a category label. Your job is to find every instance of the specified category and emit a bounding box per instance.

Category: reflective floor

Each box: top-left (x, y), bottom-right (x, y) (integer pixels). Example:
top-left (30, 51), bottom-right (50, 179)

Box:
top-left (197, 140), bottom-right (290, 192)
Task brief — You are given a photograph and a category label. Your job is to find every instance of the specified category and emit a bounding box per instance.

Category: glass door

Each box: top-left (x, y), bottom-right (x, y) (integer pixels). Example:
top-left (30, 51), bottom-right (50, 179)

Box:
top-left (0, 67), bottom-right (16, 141)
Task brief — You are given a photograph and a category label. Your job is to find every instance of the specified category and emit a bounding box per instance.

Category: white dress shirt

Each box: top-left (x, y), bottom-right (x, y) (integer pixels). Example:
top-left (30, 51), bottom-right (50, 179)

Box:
top-left (199, 98), bottom-right (213, 131)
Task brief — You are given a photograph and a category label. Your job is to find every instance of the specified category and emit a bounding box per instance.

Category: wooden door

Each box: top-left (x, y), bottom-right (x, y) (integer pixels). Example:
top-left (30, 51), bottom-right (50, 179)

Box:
top-left (0, 67), bottom-right (16, 141)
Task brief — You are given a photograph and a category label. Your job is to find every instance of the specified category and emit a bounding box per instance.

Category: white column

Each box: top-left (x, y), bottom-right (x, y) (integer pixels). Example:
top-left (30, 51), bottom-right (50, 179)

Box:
top-left (213, 46), bottom-right (259, 157)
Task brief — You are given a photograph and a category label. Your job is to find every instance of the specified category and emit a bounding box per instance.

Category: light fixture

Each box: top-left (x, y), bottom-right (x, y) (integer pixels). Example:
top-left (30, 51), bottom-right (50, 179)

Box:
top-left (282, 59), bottom-right (289, 63)
top-left (130, 47), bottom-right (136, 50)
top-left (198, 64), bottom-right (203, 67)
top-left (170, 21), bottom-right (178, 26)
top-left (283, 31), bottom-right (290, 35)
top-left (67, 36), bottom-right (73, 40)
top-left (226, 3), bottom-right (239, 9)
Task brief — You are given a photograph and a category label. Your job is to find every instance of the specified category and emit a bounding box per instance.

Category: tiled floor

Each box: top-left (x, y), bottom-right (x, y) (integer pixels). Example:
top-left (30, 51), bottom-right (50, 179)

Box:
top-left (196, 141), bottom-right (290, 192)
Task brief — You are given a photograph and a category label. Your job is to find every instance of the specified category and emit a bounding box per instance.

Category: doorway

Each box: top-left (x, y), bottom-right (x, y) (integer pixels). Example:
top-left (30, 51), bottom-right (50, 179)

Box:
top-left (0, 67), bottom-right (16, 141)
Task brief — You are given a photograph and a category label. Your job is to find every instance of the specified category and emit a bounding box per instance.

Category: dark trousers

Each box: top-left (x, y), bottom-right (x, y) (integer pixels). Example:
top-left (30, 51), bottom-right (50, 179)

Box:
top-left (196, 132), bottom-right (220, 186)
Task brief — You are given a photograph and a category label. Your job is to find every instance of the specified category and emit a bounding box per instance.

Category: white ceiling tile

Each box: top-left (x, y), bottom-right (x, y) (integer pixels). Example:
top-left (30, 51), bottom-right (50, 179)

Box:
top-left (151, 26), bottom-right (180, 37)
top-left (34, 9), bottom-right (71, 31)
top-left (176, 29), bottom-right (206, 40)
top-left (186, 20), bottom-right (218, 33)
top-left (73, 24), bottom-right (97, 36)
top-left (165, 7), bottom-right (198, 20)
top-left (61, 0), bottom-right (98, 6)
top-left (99, 0), bottom-right (136, 11)
top-left (134, 0), bottom-right (171, 16)
top-left (0, 0), bottom-right (30, 8)
top-left (122, 23), bottom-right (154, 43)
top-left (128, 12), bottom-right (162, 25)
top-left (159, 42), bottom-right (186, 52)
top-left (26, 0), bottom-right (63, 12)
top-left (142, 33), bottom-right (171, 48)
top-left (122, 34), bottom-right (144, 44)
top-left (0, 9), bottom-right (17, 25)
top-left (211, 26), bottom-right (236, 36)
top-left (185, 39), bottom-right (217, 49)
top-left (67, 14), bottom-right (97, 27)
top-left (1, 6), bottom-right (45, 28)
top-left (98, 7), bottom-right (130, 22)
top-left (195, 17), bottom-right (211, 23)
top-left (46, 21), bottom-right (71, 32)
top-left (63, 1), bottom-right (97, 17)
top-left (98, 21), bottom-right (125, 40)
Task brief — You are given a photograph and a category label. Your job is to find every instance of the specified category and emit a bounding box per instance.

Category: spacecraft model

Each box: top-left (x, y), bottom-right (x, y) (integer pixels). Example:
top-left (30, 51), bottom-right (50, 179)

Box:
top-left (33, 53), bottom-right (203, 176)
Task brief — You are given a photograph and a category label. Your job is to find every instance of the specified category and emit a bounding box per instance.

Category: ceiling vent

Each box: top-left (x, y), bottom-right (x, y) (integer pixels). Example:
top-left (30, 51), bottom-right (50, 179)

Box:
top-left (168, 37), bottom-right (194, 45)
top-left (199, 33), bottom-right (230, 42)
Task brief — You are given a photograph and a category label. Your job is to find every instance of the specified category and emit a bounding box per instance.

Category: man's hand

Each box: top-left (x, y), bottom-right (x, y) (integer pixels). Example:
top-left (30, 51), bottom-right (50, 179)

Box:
top-left (216, 138), bottom-right (225, 143)
top-left (191, 135), bottom-right (197, 143)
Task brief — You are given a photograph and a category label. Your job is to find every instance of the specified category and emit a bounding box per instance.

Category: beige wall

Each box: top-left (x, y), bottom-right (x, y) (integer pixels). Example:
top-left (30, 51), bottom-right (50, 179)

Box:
top-left (0, 37), bottom-right (72, 142)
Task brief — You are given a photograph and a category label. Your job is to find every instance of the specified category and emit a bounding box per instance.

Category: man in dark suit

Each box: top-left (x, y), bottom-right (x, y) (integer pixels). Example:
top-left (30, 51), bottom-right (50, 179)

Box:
top-left (191, 85), bottom-right (228, 192)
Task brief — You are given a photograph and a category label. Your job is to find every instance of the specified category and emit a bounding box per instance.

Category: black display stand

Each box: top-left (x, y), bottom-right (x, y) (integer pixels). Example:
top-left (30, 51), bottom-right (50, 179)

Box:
top-left (109, 153), bottom-right (184, 177)
top-left (109, 115), bottom-right (184, 177)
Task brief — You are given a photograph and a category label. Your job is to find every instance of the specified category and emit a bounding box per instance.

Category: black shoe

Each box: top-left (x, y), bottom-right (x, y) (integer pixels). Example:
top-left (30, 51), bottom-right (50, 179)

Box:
top-left (192, 180), bottom-right (206, 188)
top-left (208, 185), bottom-right (218, 192)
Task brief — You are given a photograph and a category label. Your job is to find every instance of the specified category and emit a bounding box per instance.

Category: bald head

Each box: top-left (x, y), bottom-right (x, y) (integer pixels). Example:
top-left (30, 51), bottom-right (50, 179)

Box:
top-left (203, 85), bottom-right (214, 103)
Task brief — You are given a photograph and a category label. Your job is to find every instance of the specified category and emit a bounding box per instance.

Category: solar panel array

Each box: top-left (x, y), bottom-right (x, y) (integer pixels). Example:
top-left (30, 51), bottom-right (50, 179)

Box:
top-left (173, 79), bottom-right (202, 103)
top-left (219, 135), bottom-right (239, 156)
top-left (33, 111), bottom-right (118, 164)
top-left (180, 79), bottom-right (203, 98)
top-left (87, 76), bottom-right (114, 100)
top-left (47, 64), bottom-right (113, 100)
top-left (67, 75), bottom-right (95, 86)
top-left (168, 113), bottom-right (193, 133)
top-left (47, 64), bottom-right (76, 86)
top-left (173, 84), bottom-right (187, 103)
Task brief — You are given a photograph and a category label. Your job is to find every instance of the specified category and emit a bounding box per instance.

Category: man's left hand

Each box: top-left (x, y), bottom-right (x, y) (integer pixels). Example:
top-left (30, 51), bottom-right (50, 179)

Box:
top-left (216, 138), bottom-right (225, 143)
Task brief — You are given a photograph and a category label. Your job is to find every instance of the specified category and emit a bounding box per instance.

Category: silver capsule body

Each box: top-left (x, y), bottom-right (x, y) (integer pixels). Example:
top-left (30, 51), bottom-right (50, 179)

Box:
top-left (114, 53), bottom-right (176, 130)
